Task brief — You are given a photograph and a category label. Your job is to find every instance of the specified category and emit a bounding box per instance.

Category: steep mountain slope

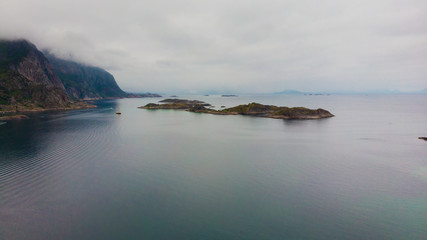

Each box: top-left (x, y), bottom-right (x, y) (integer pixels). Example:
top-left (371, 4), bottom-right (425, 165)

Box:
top-left (45, 53), bottom-right (127, 99)
top-left (0, 39), bottom-right (71, 111)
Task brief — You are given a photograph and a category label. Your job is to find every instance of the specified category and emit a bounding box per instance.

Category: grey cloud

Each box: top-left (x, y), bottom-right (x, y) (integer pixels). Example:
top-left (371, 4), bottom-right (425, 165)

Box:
top-left (1, 0), bottom-right (426, 93)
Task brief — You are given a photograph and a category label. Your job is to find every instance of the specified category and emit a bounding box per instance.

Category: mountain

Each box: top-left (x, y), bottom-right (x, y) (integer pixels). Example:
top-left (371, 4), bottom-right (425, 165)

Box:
top-left (45, 53), bottom-right (128, 100)
top-left (0, 39), bottom-right (71, 112)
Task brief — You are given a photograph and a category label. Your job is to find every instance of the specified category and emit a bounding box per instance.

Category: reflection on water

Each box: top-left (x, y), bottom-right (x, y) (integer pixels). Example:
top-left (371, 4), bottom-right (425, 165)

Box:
top-left (1, 95), bottom-right (427, 240)
top-left (0, 119), bottom-right (47, 159)
top-left (0, 100), bottom-right (119, 161)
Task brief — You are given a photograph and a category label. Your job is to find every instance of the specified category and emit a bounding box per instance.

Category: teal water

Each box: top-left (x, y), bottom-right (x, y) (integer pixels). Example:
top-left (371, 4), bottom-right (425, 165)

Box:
top-left (1, 94), bottom-right (427, 239)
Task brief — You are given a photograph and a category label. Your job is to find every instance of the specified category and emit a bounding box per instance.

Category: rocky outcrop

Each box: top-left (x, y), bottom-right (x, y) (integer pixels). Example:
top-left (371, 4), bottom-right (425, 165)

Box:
top-left (45, 53), bottom-right (128, 100)
top-left (139, 100), bottom-right (334, 120)
top-left (0, 39), bottom-right (72, 112)
top-left (12, 47), bottom-right (65, 88)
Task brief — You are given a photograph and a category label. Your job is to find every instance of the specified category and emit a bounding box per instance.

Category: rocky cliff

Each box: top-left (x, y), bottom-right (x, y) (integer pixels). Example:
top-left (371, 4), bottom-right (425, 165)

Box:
top-left (0, 39), bottom-right (71, 111)
top-left (45, 53), bottom-right (128, 100)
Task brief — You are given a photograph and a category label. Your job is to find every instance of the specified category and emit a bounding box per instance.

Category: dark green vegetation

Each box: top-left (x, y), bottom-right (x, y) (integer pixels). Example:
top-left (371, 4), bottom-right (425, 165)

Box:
top-left (140, 100), bottom-right (334, 119)
top-left (45, 53), bottom-right (128, 99)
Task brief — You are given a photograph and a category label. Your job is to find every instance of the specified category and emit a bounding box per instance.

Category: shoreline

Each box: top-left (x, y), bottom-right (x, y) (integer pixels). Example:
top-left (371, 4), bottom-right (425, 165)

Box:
top-left (0, 102), bottom-right (97, 118)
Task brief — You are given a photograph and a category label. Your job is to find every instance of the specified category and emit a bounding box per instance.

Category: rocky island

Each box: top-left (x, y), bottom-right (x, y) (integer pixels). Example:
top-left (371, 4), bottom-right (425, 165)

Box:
top-left (141, 99), bottom-right (211, 109)
top-left (139, 99), bottom-right (334, 120)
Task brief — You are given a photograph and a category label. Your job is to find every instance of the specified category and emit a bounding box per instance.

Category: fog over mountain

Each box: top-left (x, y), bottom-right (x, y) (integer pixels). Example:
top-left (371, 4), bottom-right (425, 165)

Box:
top-left (1, 0), bottom-right (426, 93)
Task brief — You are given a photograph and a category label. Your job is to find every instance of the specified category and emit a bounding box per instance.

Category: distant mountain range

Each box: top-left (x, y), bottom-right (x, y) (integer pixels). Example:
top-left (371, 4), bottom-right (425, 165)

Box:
top-left (274, 90), bottom-right (305, 95)
top-left (0, 39), bottom-right (159, 112)
top-left (275, 89), bottom-right (427, 95)
top-left (274, 90), bottom-right (331, 95)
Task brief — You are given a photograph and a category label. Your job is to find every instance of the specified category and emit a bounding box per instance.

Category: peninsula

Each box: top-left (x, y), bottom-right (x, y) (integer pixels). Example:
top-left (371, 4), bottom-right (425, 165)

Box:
top-left (139, 99), bottom-right (334, 120)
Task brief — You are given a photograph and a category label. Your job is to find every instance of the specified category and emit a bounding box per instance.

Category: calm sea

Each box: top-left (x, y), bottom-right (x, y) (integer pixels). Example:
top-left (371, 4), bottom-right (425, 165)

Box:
top-left (1, 94), bottom-right (427, 240)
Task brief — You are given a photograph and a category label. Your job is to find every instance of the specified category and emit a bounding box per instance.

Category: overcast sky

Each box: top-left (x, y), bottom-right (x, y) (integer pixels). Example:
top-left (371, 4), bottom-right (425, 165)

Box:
top-left (1, 0), bottom-right (426, 93)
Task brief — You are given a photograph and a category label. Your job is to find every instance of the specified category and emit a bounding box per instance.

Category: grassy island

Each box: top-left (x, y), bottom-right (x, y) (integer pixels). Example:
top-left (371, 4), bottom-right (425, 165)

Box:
top-left (139, 99), bottom-right (334, 120)
top-left (141, 99), bottom-right (211, 110)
